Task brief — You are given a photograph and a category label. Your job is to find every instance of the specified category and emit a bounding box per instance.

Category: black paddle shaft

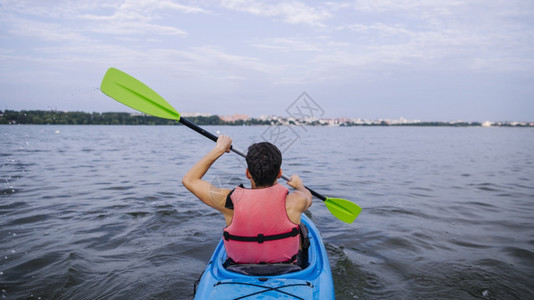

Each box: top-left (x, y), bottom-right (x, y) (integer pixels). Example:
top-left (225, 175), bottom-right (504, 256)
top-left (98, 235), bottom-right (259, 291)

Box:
top-left (179, 117), bottom-right (247, 157)
top-left (179, 116), bottom-right (327, 202)
top-left (281, 174), bottom-right (326, 201)
top-left (179, 117), bottom-right (218, 142)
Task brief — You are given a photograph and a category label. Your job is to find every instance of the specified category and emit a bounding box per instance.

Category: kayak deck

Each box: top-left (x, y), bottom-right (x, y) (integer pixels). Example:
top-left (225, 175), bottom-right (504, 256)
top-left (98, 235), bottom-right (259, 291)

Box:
top-left (208, 278), bottom-right (315, 299)
top-left (193, 215), bottom-right (334, 299)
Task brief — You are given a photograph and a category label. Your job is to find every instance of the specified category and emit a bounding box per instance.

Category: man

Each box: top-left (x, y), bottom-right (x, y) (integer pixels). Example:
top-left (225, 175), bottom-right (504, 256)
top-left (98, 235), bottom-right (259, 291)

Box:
top-left (182, 135), bottom-right (312, 264)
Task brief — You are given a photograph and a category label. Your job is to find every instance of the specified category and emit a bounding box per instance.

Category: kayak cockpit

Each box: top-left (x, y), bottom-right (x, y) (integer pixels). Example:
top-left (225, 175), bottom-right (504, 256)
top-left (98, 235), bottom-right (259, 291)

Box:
top-left (226, 263), bottom-right (303, 276)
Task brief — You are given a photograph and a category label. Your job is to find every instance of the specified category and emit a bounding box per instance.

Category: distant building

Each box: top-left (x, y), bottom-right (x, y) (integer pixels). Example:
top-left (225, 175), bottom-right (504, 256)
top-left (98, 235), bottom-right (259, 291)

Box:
top-left (181, 112), bottom-right (212, 117)
top-left (219, 114), bottom-right (250, 122)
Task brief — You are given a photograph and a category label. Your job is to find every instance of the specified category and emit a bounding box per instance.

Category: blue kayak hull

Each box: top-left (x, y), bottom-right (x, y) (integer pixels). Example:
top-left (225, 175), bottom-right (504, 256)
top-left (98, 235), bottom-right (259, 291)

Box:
top-left (193, 215), bottom-right (334, 299)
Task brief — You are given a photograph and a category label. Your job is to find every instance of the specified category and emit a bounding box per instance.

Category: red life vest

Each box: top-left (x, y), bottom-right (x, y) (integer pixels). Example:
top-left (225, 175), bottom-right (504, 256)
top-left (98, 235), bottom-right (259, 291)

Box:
top-left (223, 183), bottom-right (300, 264)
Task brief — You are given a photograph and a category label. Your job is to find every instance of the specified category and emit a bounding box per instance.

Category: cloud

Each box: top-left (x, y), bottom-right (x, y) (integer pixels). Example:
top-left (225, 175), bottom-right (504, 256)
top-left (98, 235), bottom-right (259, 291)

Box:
top-left (166, 46), bottom-right (285, 75)
top-left (80, 16), bottom-right (188, 36)
top-left (221, 0), bottom-right (331, 26)
top-left (77, 0), bottom-right (207, 37)
top-left (252, 38), bottom-right (322, 52)
top-left (3, 17), bottom-right (86, 42)
top-left (348, 0), bottom-right (466, 14)
top-left (0, 0), bottom-right (208, 40)
top-left (327, 1), bottom-right (534, 73)
top-left (140, 0), bottom-right (209, 14)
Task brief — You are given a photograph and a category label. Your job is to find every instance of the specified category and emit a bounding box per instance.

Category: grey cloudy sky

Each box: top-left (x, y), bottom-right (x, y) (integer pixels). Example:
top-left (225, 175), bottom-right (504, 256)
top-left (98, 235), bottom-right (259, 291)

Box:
top-left (1, 0), bottom-right (533, 121)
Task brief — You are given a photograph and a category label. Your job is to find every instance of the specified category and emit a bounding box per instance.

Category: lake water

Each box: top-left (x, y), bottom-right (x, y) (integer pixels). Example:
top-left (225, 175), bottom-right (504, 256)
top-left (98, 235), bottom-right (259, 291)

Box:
top-left (1, 125), bottom-right (533, 299)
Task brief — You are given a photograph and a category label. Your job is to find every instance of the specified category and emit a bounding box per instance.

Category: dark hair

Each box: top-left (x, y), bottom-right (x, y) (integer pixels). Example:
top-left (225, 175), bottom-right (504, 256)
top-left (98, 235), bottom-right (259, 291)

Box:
top-left (246, 142), bottom-right (282, 187)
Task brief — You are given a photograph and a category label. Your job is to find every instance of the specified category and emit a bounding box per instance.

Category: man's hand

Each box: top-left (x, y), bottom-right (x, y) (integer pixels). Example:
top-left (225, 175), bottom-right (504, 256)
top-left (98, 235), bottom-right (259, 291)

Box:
top-left (287, 174), bottom-right (304, 190)
top-left (215, 135), bottom-right (232, 154)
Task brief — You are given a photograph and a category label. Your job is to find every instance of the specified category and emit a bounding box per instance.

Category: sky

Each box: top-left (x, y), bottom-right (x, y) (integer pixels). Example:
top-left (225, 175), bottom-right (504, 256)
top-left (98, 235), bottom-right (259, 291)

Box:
top-left (0, 0), bottom-right (533, 122)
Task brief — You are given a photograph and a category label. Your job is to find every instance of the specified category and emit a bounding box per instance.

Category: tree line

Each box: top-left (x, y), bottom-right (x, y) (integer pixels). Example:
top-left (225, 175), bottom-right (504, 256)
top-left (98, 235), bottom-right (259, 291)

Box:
top-left (2, 110), bottom-right (528, 127)
top-left (0, 110), bottom-right (271, 126)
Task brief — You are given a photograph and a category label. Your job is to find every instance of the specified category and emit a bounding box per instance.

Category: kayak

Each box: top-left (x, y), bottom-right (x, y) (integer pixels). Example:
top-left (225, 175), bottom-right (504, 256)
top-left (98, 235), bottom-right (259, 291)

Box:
top-left (193, 214), bottom-right (334, 299)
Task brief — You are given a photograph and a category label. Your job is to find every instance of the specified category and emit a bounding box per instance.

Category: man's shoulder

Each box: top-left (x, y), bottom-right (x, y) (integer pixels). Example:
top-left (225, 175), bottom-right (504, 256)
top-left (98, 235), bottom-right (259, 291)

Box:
top-left (286, 190), bottom-right (308, 205)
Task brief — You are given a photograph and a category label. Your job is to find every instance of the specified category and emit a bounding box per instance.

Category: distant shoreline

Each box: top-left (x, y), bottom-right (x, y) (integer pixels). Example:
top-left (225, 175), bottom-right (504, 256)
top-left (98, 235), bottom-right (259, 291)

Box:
top-left (1, 110), bottom-right (532, 127)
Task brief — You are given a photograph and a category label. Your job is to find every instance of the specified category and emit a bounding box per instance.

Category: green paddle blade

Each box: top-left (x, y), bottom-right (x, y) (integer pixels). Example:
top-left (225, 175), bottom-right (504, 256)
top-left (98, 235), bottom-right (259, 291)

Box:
top-left (324, 197), bottom-right (362, 223)
top-left (100, 67), bottom-right (181, 121)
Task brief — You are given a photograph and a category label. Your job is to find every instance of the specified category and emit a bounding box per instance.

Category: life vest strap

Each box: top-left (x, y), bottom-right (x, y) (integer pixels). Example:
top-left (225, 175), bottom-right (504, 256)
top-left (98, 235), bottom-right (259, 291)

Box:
top-left (223, 226), bottom-right (299, 244)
